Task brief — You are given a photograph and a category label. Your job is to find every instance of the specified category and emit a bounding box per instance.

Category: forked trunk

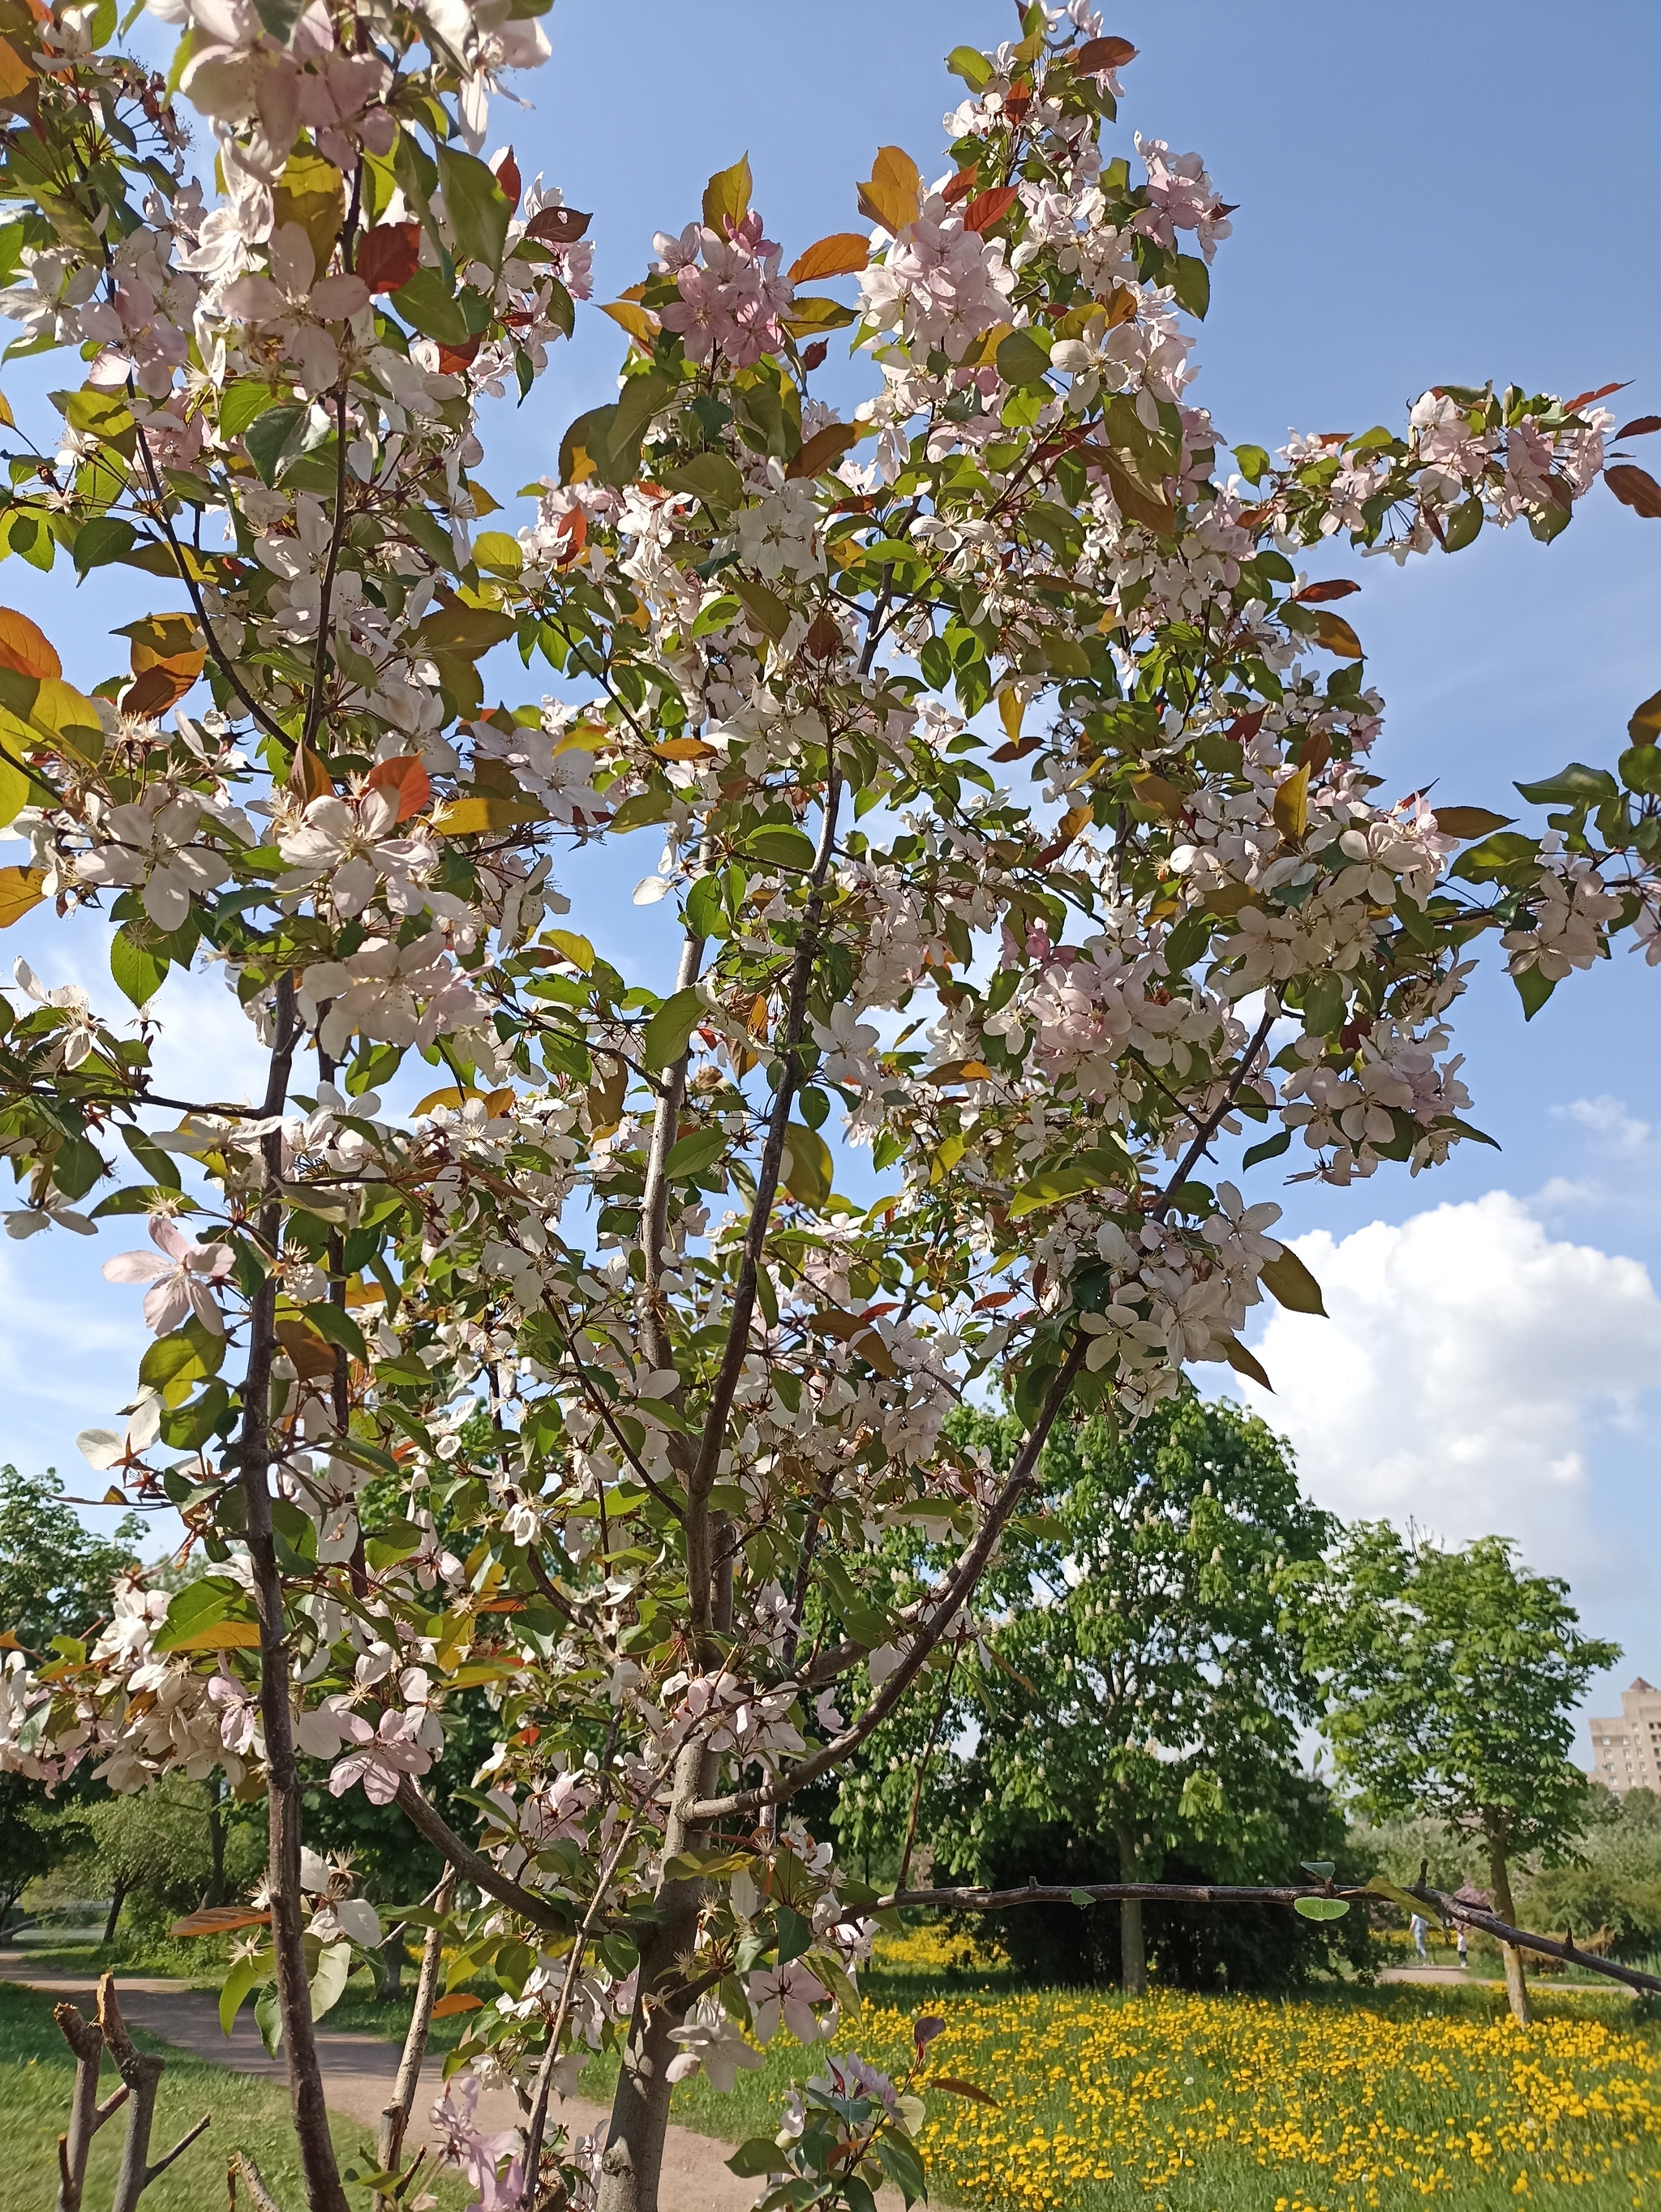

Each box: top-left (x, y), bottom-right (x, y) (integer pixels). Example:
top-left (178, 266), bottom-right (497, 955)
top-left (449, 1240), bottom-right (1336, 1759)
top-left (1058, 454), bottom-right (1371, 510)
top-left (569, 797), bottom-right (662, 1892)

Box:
top-left (595, 1743), bottom-right (710, 2212)
top-left (1483, 1811), bottom-right (1531, 2027)
top-left (1114, 1823), bottom-right (1148, 1996)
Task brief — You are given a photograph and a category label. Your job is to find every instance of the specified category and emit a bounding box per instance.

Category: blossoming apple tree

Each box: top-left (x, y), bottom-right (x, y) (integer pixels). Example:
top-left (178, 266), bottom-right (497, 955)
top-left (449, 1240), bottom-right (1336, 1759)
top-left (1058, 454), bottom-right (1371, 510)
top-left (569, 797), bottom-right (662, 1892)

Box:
top-left (0, 0), bottom-right (1659, 2206)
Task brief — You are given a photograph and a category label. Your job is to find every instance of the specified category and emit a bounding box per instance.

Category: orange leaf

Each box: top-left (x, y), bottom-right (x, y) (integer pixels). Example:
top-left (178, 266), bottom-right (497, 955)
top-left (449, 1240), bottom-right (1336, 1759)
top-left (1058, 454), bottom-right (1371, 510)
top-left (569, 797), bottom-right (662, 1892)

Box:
top-left (366, 753), bottom-right (432, 821)
top-left (437, 337), bottom-right (481, 375)
top-left (0, 865), bottom-right (46, 926)
top-left (1309, 609), bottom-right (1364, 658)
top-left (963, 186), bottom-right (1018, 234)
top-left (356, 221), bottom-right (423, 294)
top-left (653, 736), bottom-right (715, 761)
top-left (856, 145), bottom-right (921, 235)
top-left (289, 742), bottom-right (334, 804)
top-left (432, 1992), bottom-right (483, 2018)
top-left (787, 233), bottom-right (871, 284)
top-left (942, 166), bottom-right (978, 207)
top-left (0, 607), bottom-right (60, 680)
top-left (122, 664), bottom-right (198, 718)
top-left (0, 37), bottom-right (33, 101)
top-left (601, 299), bottom-right (659, 347)
top-left (170, 1905), bottom-right (271, 1937)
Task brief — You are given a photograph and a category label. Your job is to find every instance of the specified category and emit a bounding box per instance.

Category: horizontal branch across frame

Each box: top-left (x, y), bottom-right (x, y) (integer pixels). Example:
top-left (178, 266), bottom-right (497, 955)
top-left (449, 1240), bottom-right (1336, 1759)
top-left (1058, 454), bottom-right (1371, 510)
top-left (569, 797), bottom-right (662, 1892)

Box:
top-left (861, 1880), bottom-right (1661, 1998)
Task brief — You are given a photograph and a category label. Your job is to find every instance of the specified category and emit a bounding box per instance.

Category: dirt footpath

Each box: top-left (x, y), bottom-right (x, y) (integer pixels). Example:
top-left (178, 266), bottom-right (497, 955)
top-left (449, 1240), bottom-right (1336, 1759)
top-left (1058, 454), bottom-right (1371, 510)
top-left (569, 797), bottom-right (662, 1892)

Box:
top-left (2, 1962), bottom-right (757, 2212)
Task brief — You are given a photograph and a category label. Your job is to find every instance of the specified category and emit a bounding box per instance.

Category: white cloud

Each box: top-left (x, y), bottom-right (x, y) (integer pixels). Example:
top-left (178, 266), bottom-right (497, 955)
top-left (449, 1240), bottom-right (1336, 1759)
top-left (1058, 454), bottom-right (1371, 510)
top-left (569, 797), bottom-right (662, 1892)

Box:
top-left (1237, 1192), bottom-right (1661, 1590)
top-left (1552, 1094), bottom-right (1652, 1156)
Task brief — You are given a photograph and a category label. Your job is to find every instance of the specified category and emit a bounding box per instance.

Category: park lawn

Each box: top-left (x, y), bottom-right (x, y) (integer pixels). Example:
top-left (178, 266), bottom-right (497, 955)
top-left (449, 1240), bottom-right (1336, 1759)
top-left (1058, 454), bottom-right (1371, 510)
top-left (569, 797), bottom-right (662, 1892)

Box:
top-left (0, 1981), bottom-right (467, 2212)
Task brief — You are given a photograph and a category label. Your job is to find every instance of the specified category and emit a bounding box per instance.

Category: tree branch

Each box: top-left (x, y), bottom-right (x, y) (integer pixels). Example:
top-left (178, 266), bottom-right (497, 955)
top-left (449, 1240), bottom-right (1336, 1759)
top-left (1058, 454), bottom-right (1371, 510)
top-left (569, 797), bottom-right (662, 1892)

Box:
top-left (393, 1775), bottom-right (570, 1932)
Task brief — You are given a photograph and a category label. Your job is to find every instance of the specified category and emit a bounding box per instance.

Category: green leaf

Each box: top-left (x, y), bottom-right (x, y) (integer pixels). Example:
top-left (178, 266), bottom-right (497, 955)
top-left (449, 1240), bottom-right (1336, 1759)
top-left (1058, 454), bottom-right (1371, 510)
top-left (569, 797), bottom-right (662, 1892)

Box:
top-left (1233, 443), bottom-right (1270, 484)
top-left (109, 927), bottom-right (168, 1010)
top-left (731, 575), bottom-right (789, 641)
top-left (1068, 1888), bottom-right (1096, 1909)
top-left (243, 402), bottom-right (306, 487)
top-left (1366, 1875), bottom-right (1435, 1920)
top-left (0, 748), bottom-right (28, 831)
top-left (389, 268), bottom-right (476, 348)
top-left (996, 328), bottom-right (1054, 388)
top-left (152, 1577), bottom-right (238, 1653)
top-left (727, 2139), bottom-right (786, 2180)
top-left (1294, 1896), bottom-right (1350, 1921)
top-left (1259, 1247), bottom-right (1326, 1317)
top-left (745, 825), bottom-right (817, 872)
top-left (303, 1301), bottom-right (367, 1361)
top-left (1171, 254), bottom-right (1209, 319)
top-left (1300, 1859), bottom-right (1336, 1879)
top-left (664, 1126), bottom-right (726, 1179)
top-left (220, 383), bottom-right (285, 439)
top-left (946, 43), bottom-right (993, 90)
top-left (1513, 762), bottom-right (1618, 806)
top-left (1513, 962), bottom-right (1556, 1021)
top-left (1242, 1127), bottom-right (1291, 1172)
top-left (310, 1939), bottom-right (352, 2021)
top-left (1441, 496), bottom-right (1485, 552)
top-left (781, 1124), bottom-right (831, 1209)
top-left (1008, 1162), bottom-right (1112, 1219)
top-left (1450, 830), bottom-right (1540, 885)
top-left (436, 144), bottom-right (513, 276)
top-left (1618, 744), bottom-right (1661, 795)
top-left (254, 1984), bottom-right (283, 2056)
top-left (775, 1902), bottom-right (813, 1964)
top-left (72, 516), bottom-right (137, 578)
top-left (642, 987), bottom-right (703, 1072)
top-left (702, 154), bottom-right (753, 236)
top-left (658, 451), bottom-right (745, 512)
top-left (219, 1947), bottom-right (273, 2036)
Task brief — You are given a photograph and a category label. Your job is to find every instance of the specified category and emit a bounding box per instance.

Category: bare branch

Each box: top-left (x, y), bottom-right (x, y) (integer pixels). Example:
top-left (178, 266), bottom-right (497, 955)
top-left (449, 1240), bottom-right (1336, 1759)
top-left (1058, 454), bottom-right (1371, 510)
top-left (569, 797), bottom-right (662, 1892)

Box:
top-left (394, 1775), bottom-right (570, 1932)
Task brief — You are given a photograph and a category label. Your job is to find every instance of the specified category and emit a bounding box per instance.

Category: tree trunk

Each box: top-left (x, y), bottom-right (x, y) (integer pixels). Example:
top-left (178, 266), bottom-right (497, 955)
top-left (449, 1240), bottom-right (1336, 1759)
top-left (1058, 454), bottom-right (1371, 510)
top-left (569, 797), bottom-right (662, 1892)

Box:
top-left (376, 1927), bottom-right (406, 2003)
top-left (102, 1880), bottom-right (127, 1948)
top-left (238, 982), bottom-right (350, 2212)
top-left (202, 1785), bottom-right (227, 1910)
top-left (1483, 1811), bottom-right (1531, 2027)
top-left (595, 1742), bottom-right (710, 2212)
top-left (1114, 1824), bottom-right (1147, 1997)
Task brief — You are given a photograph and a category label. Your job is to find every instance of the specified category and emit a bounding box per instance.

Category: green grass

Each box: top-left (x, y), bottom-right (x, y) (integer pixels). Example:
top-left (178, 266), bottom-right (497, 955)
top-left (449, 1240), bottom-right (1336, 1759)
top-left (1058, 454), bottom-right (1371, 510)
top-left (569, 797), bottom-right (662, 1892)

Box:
top-left (0, 1982), bottom-right (467, 2211)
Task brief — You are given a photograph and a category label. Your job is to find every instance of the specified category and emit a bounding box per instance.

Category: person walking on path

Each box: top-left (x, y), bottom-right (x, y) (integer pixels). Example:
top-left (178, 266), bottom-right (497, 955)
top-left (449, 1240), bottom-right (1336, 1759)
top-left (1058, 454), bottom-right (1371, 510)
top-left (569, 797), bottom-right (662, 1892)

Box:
top-left (1410, 1914), bottom-right (1431, 1962)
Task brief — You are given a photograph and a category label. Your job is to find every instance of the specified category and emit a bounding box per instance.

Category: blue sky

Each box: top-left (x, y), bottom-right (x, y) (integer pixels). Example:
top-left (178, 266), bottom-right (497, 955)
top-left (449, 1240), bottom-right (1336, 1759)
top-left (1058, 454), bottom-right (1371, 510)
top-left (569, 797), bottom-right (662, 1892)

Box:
top-left (1, 2), bottom-right (1657, 1751)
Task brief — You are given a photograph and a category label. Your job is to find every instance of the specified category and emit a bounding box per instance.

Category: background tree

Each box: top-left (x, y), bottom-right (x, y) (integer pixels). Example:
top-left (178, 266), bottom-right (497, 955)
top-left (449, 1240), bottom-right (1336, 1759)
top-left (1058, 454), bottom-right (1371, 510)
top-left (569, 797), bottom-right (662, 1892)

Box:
top-left (0, 1466), bottom-right (144, 1652)
top-left (891, 1392), bottom-right (1341, 1992)
top-left (1307, 1526), bottom-right (1620, 2023)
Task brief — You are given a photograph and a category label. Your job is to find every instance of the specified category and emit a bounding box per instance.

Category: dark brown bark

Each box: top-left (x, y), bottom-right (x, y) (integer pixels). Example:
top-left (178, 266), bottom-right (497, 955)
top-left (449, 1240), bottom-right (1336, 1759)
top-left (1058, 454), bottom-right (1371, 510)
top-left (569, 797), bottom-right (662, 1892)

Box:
top-left (1483, 1810), bottom-right (1531, 2026)
top-left (1114, 1824), bottom-right (1147, 1996)
top-left (102, 1878), bottom-right (127, 1948)
top-left (235, 978), bottom-right (350, 2212)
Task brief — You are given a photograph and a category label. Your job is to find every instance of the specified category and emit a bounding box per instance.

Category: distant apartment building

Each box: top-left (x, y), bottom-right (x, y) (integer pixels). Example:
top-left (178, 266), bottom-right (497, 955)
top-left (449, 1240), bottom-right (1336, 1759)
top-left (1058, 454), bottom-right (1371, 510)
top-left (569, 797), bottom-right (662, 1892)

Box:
top-left (1587, 1678), bottom-right (1661, 1795)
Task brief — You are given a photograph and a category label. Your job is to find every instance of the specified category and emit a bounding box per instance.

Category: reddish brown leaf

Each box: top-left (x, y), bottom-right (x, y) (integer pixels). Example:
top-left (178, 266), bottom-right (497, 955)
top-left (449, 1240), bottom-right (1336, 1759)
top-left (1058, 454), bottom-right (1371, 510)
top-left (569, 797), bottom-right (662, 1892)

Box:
top-left (804, 610), bottom-right (843, 659)
top-left (933, 2076), bottom-right (1000, 2107)
top-left (122, 664), bottom-right (195, 718)
top-left (355, 221), bottom-right (423, 295)
top-left (942, 165), bottom-right (979, 206)
top-left (1563, 380), bottom-right (1629, 412)
top-left (801, 339), bottom-right (829, 372)
top-left (1607, 464), bottom-right (1661, 519)
top-left (437, 337), bottom-right (481, 375)
top-left (785, 420), bottom-right (860, 481)
top-left (963, 186), bottom-right (1019, 234)
top-left (525, 205), bottom-right (591, 246)
top-left (288, 741), bottom-right (333, 804)
top-left (367, 753), bottom-right (432, 822)
top-left (1290, 578), bottom-right (1361, 604)
top-left (1616, 415), bottom-right (1661, 439)
top-left (1074, 34), bottom-right (1137, 73)
top-left (1002, 85), bottom-right (1031, 122)
top-left (494, 148), bottom-right (521, 211)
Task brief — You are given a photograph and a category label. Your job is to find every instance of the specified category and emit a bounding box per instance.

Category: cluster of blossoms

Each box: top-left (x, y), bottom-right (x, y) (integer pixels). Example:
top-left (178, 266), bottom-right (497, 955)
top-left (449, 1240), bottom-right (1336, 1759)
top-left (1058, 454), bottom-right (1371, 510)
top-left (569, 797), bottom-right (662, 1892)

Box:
top-left (0, 5), bottom-right (1650, 2210)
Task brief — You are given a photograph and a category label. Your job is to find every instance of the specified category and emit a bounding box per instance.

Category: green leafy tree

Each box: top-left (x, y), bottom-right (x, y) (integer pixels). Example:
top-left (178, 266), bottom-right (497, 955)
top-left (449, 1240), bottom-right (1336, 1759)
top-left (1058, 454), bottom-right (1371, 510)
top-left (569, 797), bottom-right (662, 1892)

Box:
top-left (1307, 1526), bottom-right (1619, 2022)
top-left (966, 1392), bottom-right (1337, 1991)
top-left (0, 1465), bottom-right (144, 1650)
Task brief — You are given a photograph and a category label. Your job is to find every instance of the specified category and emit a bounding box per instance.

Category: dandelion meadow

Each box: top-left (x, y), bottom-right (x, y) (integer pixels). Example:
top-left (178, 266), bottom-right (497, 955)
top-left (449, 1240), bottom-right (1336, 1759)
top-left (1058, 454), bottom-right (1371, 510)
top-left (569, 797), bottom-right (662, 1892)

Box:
top-left (644, 1963), bottom-right (1661, 2212)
